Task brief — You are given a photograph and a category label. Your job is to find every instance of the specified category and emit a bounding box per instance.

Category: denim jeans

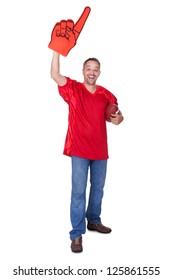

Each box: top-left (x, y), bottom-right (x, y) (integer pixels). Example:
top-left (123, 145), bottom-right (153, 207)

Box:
top-left (70, 156), bottom-right (107, 240)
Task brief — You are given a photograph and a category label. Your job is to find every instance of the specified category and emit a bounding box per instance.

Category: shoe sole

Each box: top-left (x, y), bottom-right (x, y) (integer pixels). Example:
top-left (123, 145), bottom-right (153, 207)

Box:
top-left (71, 249), bottom-right (83, 253)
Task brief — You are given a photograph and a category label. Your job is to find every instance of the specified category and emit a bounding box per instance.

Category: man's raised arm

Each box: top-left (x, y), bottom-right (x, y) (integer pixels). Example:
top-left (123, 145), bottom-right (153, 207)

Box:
top-left (50, 52), bottom-right (67, 86)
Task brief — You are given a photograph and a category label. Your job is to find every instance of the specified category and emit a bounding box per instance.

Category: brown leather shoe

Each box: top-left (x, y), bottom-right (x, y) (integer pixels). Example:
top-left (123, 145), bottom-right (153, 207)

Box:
top-left (87, 222), bottom-right (112, 233)
top-left (71, 236), bottom-right (83, 253)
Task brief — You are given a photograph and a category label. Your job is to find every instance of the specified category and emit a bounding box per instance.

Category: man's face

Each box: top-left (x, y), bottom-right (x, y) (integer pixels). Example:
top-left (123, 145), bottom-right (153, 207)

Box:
top-left (82, 60), bottom-right (101, 85)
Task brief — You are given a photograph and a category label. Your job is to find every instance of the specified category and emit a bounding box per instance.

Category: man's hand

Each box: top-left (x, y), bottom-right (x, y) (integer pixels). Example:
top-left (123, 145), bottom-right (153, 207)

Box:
top-left (110, 112), bottom-right (124, 125)
top-left (48, 6), bottom-right (91, 56)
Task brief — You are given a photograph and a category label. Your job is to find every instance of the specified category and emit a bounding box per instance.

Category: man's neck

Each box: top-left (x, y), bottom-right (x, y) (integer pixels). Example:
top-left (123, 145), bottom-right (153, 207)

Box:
top-left (83, 82), bottom-right (97, 94)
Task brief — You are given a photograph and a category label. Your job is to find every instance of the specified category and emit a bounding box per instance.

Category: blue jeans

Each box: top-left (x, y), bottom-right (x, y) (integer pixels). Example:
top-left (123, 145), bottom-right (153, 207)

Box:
top-left (70, 156), bottom-right (107, 240)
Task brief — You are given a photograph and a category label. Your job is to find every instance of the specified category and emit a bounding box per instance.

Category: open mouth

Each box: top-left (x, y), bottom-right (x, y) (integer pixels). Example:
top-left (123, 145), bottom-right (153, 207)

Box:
top-left (88, 75), bottom-right (95, 80)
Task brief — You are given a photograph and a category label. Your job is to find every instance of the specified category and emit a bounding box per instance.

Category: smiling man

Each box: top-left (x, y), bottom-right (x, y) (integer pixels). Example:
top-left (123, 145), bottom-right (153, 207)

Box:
top-left (50, 51), bottom-right (124, 253)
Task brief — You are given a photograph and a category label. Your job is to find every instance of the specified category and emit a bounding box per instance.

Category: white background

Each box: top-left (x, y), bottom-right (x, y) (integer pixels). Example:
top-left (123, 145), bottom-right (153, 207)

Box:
top-left (0, 0), bottom-right (173, 279)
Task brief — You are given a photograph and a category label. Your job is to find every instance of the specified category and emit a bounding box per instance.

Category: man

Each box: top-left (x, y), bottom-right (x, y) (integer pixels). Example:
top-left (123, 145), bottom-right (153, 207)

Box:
top-left (50, 51), bottom-right (124, 253)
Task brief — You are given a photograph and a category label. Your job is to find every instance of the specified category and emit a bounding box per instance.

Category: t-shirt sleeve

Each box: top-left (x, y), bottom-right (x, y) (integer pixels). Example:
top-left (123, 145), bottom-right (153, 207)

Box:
top-left (105, 89), bottom-right (118, 106)
top-left (58, 77), bottom-right (74, 104)
top-left (109, 93), bottom-right (118, 106)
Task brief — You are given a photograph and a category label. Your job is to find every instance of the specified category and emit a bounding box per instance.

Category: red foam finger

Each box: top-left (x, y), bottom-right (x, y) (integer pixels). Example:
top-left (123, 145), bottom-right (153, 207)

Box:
top-left (48, 6), bottom-right (91, 56)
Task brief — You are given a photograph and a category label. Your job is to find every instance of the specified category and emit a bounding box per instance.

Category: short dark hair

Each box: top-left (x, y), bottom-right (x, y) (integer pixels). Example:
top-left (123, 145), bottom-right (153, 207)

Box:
top-left (83, 58), bottom-right (101, 69)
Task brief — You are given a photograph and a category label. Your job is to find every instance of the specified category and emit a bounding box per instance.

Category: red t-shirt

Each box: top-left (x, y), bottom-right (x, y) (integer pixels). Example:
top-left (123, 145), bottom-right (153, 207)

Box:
top-left (58, 77), bottom-right (117, 160)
